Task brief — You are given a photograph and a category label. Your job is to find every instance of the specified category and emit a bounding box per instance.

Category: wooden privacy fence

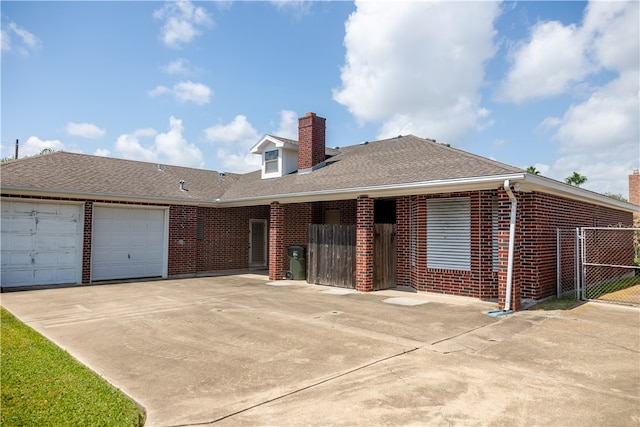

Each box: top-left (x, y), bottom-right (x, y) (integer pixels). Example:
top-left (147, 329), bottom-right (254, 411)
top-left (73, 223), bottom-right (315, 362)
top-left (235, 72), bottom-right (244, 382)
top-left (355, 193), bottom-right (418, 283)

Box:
top-left (307, 223), bottom-right (396, 290)
top-left (307, 224), bottom-right (356, 288)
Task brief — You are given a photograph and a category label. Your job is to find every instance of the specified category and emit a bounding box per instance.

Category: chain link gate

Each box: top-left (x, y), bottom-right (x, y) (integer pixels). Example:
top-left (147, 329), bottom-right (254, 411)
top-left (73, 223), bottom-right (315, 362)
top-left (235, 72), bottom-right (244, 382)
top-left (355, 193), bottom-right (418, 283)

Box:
top-left (556, 228), bottom-right (580, 299)
top-left (578, 227), bottom-right (640, 306)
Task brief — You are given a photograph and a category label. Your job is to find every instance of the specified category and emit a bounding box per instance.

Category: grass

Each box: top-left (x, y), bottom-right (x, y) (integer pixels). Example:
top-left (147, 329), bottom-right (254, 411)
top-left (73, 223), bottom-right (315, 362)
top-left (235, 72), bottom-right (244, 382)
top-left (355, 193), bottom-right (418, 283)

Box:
top-left (1, 307), bottom-right (145, 426)
top-left (529, 294), bottom-right (583, 311)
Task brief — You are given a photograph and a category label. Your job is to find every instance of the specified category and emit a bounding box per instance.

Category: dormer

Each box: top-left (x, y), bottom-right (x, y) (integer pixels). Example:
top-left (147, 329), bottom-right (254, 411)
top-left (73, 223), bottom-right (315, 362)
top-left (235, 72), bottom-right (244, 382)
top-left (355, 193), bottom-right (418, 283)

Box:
top-left (250, 135), bottom-right (299, 179)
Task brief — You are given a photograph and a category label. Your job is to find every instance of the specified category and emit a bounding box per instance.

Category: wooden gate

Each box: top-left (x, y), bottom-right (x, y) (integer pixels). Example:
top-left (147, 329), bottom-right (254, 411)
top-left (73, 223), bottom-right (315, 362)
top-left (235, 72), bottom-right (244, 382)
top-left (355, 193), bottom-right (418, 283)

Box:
top-left (307, 224), bottom-right (356, 288)
top-left (374, 224), bottom-right (397, 290)
top-left (307, 223), bottom-right (397, 290)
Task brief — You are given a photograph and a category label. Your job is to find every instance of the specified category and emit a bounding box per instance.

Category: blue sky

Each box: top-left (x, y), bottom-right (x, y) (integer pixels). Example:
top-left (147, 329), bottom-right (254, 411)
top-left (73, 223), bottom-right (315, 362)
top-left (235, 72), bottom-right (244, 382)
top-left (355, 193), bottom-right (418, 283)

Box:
top-left (2, 1), bottom-right (638, 198)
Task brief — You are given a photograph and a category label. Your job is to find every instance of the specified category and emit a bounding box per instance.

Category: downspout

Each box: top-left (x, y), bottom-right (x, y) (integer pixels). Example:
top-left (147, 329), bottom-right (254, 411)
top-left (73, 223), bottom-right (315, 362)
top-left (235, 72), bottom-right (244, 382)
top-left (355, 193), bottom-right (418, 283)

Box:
top-left (503, 180), bottom-right (517, 312)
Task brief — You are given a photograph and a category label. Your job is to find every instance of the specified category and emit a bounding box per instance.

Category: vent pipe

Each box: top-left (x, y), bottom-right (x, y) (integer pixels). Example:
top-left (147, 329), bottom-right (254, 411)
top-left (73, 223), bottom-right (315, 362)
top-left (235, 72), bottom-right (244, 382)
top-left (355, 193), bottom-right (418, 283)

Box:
top-left (15, 139), bottom-right (19, 160)
top-left (179, 180), bottom-right (185, 191)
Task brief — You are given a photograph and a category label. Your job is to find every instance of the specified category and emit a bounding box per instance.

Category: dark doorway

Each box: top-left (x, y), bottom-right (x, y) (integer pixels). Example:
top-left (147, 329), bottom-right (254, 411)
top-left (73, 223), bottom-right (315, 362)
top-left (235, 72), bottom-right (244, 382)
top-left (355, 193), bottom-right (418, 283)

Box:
top-left (374, 199), bottom-right (396, 224)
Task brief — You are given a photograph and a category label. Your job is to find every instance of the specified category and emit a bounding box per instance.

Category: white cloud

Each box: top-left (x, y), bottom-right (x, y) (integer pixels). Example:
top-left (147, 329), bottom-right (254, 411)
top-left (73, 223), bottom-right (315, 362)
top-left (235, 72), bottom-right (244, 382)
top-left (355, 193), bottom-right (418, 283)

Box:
top-left (94, 148), bottom-right (110, 157)
top-left (270, 0), bottom-right (313, 18)
top-left (161, 58), bottom-right (192, 75)
top-left (583, 0), bottom-right (639, 73)
top-left (115, 130), bottom-right (159, 163)
top-left (499, 21), bottom-right (590, 103)
top-left (273, 110), bottom-right (298, 139)
top-left (500, 0), bottom-right (639, 104)
top-left (153, 0), bottom-right (213, 49)
top-left (203, 115), bottom-right (261, 173)
top-left (203, 115), bottom-right (259, 145)
top-left (148, 85), bottom-right (172, 97)
top-left (216, 148), bottom-right (262, 173)
top-left (19, 137), bottom-right (66, 157)
top-left (1, 21), bottom-right (41, 56)
top-left (173, 81), bottom-right (211, 105)
top-left (65, 122), bottom-right (106, 139)
top-left (114, 118), bottom-right (204, 168)
top-left (333, 1), bottom-right (500, 143)
top-left (531, 1), bottom-right (640, 197)
top-left (148, 80), bottom-right (212, 105)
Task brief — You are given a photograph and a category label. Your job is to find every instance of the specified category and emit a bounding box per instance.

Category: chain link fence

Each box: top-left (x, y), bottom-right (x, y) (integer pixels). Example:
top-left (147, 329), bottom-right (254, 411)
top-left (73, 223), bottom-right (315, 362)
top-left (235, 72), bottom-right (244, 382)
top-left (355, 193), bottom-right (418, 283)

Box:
top-left (557, 228), bottom-right (580, 299)
top-left (579, 227), bottom-right (640, 306)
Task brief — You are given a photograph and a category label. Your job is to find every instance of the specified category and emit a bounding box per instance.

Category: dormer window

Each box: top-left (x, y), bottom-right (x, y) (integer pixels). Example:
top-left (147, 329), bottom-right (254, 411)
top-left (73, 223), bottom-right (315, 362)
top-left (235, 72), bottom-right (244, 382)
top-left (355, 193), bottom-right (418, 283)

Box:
top-left (264, 150), bottom-right (278, 173)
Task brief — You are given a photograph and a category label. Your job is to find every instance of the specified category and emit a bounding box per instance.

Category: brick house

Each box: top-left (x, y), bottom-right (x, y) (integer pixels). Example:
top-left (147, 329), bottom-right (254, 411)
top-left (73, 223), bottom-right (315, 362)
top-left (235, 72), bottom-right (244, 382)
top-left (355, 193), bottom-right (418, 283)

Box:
top-left (2, 113), bottom-right (637, 310)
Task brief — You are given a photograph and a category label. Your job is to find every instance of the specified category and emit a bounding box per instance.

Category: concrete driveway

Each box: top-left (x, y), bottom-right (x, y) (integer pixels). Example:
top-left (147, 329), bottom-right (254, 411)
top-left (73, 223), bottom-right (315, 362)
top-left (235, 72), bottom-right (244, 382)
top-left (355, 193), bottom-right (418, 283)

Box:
top-left (2, 274), bottom-right (639, 427)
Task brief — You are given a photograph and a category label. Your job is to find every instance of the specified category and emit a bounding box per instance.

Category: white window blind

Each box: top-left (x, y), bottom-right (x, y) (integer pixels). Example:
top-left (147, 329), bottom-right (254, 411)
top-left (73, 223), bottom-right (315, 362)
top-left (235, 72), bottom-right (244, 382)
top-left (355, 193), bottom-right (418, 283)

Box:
top-left (427, 197), bottom-right (471, 271)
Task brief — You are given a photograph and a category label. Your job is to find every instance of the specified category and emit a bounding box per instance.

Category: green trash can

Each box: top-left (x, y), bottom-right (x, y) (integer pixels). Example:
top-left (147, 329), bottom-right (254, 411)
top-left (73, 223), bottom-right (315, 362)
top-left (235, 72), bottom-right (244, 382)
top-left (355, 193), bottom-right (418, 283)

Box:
top-left (287, 245), bottom-right (306, 280)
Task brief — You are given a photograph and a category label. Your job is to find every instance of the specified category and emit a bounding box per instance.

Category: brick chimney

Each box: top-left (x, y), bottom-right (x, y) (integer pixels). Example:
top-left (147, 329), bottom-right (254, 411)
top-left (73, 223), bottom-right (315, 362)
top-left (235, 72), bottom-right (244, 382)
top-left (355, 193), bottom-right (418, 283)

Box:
top-left (298, 112), bottom-right (326, 172)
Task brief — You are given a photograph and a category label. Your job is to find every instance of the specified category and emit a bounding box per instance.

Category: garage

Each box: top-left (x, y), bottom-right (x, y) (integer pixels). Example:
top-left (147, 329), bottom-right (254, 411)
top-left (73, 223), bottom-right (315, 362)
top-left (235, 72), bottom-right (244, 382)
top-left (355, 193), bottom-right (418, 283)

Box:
top-left (1, 199), bottom-right (83, 288)
top-left (91, 205), bottom-right (168, 281)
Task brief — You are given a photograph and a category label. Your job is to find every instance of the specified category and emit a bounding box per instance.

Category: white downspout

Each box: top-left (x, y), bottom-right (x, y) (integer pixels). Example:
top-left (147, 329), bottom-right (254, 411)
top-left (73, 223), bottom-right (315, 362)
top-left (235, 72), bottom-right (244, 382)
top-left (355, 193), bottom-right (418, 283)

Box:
top-left (503, 180), bottom-right (517, 312)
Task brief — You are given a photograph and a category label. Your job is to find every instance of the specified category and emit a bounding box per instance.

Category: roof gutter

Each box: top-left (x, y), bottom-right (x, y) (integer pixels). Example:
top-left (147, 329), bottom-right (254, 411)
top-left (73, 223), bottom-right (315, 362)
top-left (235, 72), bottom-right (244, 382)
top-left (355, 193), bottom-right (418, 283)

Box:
top-left (0, 187), bottom-right (220, 207)
top-left (215, 173), bottom-right (528, 207)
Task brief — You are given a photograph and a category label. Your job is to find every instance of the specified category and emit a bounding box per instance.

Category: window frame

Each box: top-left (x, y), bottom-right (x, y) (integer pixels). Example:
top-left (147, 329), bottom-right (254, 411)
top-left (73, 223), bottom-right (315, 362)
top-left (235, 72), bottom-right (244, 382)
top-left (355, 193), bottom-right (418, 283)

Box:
top-left (264, 149), bottom-right (279, 173)
top-left (426, 197), bottom-right (471, 271)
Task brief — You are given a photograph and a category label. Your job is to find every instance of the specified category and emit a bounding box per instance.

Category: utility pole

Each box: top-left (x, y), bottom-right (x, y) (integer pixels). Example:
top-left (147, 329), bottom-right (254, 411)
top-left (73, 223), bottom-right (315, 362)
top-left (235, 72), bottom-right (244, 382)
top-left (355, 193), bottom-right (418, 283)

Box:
top-left (15, 139), bottom-right (19, 160)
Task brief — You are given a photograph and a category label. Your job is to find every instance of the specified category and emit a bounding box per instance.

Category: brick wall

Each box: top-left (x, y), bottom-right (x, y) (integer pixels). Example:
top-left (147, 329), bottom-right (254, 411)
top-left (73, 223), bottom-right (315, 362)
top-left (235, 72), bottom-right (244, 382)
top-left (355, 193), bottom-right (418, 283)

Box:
top-left (395, 188), bottom-right (633, 306)
top-left (319, 199), bottom-right (357, 224)
top-left (520, 191), bottom-right (633, 300)
top-left (168, 205), bottom-right (198, 276)
top-left (197, 205), bottom-right (269, 272)
top-left (298, 112), bottom-right (326, 170)
top-left (403, 192), bottom-right (499, 300)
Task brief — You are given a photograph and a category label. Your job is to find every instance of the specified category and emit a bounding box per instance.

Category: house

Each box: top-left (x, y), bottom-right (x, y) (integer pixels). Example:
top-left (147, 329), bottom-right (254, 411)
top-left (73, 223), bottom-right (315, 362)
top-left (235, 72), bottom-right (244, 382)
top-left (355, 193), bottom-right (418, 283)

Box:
top-left (2, 112), bottom-right (637, 310)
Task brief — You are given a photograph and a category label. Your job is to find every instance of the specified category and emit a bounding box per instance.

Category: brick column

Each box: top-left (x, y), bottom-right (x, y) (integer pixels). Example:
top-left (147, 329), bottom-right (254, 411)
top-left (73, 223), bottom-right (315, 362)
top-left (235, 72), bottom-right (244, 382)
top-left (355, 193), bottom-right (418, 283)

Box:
top-left (497, 188), bottom-right (521, 310)
top-left (396, 196), bottom-right (411, 287)
top-left (356, 196), bottom-right (374, 292)
top-left (269, 202), bottom-right (285, 280)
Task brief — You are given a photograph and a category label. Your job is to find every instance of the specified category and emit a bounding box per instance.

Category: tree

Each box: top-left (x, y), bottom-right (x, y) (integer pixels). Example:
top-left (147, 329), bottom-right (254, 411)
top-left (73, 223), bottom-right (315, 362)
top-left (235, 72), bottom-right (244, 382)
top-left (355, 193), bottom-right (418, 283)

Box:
top-left (603, 193), bottom-right (627, 202)
top-left (526, 166), bottom-right (540, 175)
top-left (565, 171), bottom-right (587, 187)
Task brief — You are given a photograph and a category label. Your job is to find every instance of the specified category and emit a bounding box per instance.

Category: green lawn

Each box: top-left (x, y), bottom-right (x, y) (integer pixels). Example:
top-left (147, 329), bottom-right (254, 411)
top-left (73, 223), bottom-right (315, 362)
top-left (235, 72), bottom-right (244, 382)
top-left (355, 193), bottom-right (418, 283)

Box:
top-left (1, 307), bottom-right (145, 426)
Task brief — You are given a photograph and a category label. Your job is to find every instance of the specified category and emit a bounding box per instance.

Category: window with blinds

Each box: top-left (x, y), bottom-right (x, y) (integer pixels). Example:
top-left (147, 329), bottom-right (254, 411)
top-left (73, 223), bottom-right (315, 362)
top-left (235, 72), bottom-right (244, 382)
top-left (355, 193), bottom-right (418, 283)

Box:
top-left (427, 197), bottom-right (471, 271)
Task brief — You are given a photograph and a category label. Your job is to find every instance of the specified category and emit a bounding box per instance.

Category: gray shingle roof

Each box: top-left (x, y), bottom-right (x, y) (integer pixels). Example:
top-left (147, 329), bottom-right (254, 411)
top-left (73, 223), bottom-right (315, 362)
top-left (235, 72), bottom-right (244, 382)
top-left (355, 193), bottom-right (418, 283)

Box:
top-left (1, 135), bottom-right (523, 205)
top-left (220, 135), bottom-right (523, 200)
top-left (0, 152), bottom-right (239, 203)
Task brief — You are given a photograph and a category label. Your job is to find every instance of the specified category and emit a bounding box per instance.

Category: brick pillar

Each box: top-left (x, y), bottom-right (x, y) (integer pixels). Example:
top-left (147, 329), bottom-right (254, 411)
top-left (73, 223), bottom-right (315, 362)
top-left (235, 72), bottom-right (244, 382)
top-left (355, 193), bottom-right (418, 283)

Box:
top-left (356, 196), bottom-right (374, 292)
top-left (82, 201), bottom-right (93, 283)
top-left (269, 202), bottom-right (285, 280)
top-left (497, 188), bottom-right (521, 310)
top-left (396, 196), bottom-right (411, 287)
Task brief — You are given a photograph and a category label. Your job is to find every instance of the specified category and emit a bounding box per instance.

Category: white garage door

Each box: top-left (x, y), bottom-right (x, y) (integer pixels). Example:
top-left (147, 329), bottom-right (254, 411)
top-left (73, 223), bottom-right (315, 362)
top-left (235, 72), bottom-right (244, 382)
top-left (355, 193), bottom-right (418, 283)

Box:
top-left (1, 200), bottom-right (83, 288)
top-left (91, 206), bottom-right (167, 281)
